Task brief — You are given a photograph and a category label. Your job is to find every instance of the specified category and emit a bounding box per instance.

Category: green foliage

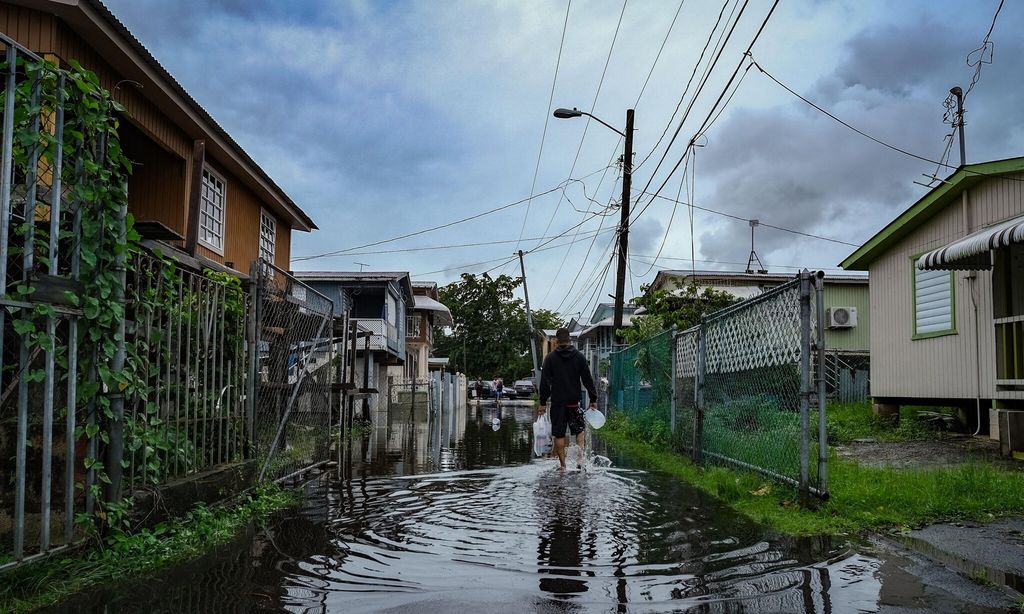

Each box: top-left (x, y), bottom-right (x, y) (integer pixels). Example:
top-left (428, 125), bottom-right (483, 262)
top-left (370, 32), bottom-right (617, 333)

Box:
top-left (826, 402), bottom-right (960, 444)
top-left (436, 273), bottom-right (563, 381)
top-left (622, 281), bottom-right (740, 345)
top-left (0, 483), bottom-right (299, 613)
top-left (603, 414), bottom-right (1024, 536)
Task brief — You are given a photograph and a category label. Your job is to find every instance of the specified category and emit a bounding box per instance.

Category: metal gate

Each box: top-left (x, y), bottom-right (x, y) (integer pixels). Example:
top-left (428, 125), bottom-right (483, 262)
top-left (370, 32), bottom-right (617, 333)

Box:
top-left (250, 260), bottom-right (335, 482)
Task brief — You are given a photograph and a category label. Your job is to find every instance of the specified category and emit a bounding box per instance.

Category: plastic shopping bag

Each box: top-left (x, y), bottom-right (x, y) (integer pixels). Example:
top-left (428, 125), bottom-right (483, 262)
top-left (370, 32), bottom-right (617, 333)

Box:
top-left (533, 412), bottom-right (553, 457)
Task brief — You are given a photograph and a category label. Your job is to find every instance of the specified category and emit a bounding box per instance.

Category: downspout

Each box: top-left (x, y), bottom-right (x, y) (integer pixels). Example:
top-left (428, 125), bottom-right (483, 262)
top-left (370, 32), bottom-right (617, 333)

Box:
top-left (962, 188), bottom-right (983, 437)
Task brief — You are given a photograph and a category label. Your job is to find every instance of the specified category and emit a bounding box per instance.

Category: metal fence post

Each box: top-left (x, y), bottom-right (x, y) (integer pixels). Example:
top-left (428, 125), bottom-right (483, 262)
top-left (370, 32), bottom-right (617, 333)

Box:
top-left (670, 324), bottom-right (678, 440)
top-left (105, 190), bottom-right (128, 503)
top-left (815, 271), bottom-right (829, 497)
top-left (693, 319), bottom-right (707, 462)
top-left (798, 270), bottom-right (812, 504)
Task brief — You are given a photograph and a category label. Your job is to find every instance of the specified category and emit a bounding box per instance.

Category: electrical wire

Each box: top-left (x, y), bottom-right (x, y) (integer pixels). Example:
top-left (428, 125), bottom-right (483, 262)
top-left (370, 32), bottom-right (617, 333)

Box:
top-left (749, 55), bottom-right (1024, 184)
top-left (515, 0), bottom-right (573, 251)
top-left (319, 227), bottom-right (610, 258)
top-left (632, 0), bottom-right (750, 194)
top-left (535, 0), bottom-right (628, 246)
top-left (637, 188), bottom-right (859, 247)
top-left (292, 165), bottom-right (613, 262)
top-left (631, 0), bottom-right (782, 226)
top-left (634, 0), bottom-right (734, 171)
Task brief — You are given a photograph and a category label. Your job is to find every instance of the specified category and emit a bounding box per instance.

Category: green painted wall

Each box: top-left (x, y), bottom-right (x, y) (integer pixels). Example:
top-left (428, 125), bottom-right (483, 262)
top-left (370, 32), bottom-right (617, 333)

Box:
top-left (823, 283), bottom-right (871, 351)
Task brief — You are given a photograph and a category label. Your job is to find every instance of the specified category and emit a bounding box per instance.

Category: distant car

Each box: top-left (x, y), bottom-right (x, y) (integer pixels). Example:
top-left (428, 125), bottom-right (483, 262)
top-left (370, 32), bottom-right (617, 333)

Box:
top-left (513, 379), bottom-right (536, 396)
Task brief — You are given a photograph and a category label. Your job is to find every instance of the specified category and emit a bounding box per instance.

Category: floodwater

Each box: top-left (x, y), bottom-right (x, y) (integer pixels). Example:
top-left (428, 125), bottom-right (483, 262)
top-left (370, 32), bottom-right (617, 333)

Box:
top-left (56, 400), bottom-right (1010, 613)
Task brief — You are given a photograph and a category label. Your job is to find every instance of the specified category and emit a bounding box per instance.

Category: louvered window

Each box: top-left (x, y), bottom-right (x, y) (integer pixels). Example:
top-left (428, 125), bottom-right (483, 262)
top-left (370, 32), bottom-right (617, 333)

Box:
top-left (913, 266), bottom-right (955, 338)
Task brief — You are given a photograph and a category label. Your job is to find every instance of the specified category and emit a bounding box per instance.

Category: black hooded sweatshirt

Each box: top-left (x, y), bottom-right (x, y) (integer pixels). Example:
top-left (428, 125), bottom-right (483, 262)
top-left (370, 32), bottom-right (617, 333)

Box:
top-left (539, 345), bottom-right (597, 408)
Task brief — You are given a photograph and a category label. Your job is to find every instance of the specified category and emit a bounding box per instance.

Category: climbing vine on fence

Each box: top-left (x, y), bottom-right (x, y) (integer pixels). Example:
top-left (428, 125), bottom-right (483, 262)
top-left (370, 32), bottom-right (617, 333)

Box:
top-left (2, 56), bottom-right (178, 532)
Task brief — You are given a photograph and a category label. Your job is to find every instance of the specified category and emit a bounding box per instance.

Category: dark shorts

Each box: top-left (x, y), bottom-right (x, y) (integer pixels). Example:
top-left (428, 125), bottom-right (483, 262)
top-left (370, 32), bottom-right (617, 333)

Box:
top-left (550, 404), bottom-right (586, 438)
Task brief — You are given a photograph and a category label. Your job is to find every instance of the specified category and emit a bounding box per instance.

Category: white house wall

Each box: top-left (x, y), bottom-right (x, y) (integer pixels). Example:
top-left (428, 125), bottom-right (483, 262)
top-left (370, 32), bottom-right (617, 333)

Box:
top-left (869, 172), bottom-right (1024, 401)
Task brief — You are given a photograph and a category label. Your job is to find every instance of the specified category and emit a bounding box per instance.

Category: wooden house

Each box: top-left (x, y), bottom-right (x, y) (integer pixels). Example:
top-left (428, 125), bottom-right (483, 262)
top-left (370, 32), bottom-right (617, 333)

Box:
top-left (842, 156), bottom-right (1024, 453)
top-left (1, 0), bottom-right (316, 277)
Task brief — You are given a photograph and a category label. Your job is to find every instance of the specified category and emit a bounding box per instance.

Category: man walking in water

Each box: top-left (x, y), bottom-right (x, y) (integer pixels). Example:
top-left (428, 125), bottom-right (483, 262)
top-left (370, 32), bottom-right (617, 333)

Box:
top-left (538, 328), bottom-right (597, 470)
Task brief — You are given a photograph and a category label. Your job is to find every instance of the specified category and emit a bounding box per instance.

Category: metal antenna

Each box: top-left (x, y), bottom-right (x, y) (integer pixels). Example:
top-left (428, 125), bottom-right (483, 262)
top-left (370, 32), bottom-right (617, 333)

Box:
top-left (355, 262), bottom-right (369, 272)
top-left (745, 219), bottom-right (767, 274)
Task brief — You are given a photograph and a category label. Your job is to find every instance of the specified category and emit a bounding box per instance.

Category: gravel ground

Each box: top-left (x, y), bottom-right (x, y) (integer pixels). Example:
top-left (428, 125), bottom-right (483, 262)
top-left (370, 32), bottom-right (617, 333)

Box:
top-left (834, 436), bottom-right (1016, 469)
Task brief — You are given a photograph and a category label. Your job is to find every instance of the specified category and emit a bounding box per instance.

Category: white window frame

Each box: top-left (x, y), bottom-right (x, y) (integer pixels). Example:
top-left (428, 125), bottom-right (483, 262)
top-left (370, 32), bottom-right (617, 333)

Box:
top-left (259, 208), bottom-right (276, 264)
top-left (198, 165), bottom-right (227, 255)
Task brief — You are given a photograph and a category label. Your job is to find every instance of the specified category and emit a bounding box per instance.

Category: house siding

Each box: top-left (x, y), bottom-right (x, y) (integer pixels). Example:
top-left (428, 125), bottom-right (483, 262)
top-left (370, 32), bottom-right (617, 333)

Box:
top-left (0, 3), bottom-right (295, 274)
top-left (822, 283), bottom-right (870, 352)
top-left (868, 172), bottom-right (1024, 401)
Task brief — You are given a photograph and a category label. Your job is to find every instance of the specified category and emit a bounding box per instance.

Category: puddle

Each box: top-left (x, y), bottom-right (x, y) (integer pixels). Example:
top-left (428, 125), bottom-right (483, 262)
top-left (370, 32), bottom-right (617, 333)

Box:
top-left (52, 400), bottom-right (1014, 613)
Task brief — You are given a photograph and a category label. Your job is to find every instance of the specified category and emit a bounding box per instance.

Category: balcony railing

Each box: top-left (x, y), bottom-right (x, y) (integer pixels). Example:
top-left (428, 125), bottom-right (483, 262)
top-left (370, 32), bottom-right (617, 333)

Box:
top-left (354, 318), bottom-right (403, 355)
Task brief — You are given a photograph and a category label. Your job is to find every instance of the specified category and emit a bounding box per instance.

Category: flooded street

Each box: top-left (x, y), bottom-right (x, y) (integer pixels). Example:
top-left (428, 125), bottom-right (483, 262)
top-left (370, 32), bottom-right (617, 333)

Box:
top-left (58, 400), bottom-right (1009, 613)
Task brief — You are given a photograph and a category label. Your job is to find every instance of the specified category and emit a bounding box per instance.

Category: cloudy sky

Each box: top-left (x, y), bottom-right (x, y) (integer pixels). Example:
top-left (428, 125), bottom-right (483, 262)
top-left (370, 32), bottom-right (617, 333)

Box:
top-left (105, 0), bottom-right (1023, 318)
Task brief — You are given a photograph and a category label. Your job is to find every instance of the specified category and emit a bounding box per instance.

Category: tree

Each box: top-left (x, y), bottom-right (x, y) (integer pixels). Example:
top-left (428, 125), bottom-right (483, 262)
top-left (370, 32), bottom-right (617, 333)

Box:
top-left (621, 281), bottom-right (740, 345)
top-left (435, 273), bottom-right (564, 382)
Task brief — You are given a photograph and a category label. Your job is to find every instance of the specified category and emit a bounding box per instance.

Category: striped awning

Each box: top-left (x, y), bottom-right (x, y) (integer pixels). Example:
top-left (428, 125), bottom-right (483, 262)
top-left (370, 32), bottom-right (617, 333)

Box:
top-left (916, 214), bottom-right (1024, 271)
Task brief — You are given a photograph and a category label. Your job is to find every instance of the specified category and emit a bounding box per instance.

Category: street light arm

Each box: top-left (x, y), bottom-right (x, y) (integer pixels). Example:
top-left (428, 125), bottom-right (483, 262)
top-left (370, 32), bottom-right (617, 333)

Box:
top-left (578, 111), bottom-right (626, 138)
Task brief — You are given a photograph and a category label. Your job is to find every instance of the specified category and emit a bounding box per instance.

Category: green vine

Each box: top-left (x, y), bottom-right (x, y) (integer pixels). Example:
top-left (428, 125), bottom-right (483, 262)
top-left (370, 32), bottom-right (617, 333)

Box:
top-left (1, 56), bottom-right (176, 534)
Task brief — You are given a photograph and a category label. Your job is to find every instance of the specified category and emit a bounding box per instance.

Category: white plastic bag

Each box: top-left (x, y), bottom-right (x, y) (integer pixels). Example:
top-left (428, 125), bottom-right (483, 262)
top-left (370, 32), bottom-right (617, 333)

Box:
top-left (533, 412), bottom-right (553, 457)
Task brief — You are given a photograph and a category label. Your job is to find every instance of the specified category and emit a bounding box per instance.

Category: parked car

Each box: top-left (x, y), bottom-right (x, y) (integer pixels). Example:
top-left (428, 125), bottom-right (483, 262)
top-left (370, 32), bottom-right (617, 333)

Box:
top-left (513, 379), bottom-right (536, 396)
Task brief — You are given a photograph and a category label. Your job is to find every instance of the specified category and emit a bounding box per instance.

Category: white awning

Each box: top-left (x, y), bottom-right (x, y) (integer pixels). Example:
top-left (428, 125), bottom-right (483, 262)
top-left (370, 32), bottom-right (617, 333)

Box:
top-left (413, 295), bottom-right (454, 327)
top-left (916, 214), bottom-right (1024, 271)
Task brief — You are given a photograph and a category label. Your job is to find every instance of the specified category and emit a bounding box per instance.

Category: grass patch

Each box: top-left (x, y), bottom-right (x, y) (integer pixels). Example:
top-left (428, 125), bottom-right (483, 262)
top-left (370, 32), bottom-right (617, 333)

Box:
top-left (826, 402), bottom-right (960, 444)
top-left (0, 482), bottom-right (300, 613)
top-left (602, 414), bottom-right (1024, 537)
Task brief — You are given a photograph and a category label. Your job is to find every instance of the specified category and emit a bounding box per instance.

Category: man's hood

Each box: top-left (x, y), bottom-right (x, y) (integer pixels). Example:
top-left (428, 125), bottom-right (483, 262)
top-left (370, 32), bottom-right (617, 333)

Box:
top-left (555, 345), bottom-right (579, 359)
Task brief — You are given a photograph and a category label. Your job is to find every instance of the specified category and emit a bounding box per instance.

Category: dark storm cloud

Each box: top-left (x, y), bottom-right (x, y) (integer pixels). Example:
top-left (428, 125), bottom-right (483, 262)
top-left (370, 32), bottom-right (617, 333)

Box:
top-left (694, 9), bottom-right (1024, 268)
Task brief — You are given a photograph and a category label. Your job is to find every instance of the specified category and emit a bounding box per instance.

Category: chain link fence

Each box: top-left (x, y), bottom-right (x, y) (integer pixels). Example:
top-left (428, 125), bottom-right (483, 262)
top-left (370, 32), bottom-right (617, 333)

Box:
top-left (610, 271), bottom-right (829, 498)
top-left (251, 260), bottom-right (335, 483)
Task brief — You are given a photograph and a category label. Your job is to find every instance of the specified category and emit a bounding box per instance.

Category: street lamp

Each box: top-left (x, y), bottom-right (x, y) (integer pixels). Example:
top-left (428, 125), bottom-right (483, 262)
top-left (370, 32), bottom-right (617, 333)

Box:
top-left (553, 106), bottom-right (634, 336)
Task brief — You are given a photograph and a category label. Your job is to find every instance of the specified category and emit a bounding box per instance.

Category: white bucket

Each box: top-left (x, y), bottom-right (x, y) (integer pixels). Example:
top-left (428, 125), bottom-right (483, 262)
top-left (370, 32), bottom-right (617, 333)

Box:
top-left (584, 408), bottom-right (606, 429)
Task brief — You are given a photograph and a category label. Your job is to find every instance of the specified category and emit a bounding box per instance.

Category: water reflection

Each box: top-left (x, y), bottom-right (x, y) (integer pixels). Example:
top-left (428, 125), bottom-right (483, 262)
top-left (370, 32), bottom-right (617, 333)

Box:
top-left (54, 399), bottom-right (1002, 613)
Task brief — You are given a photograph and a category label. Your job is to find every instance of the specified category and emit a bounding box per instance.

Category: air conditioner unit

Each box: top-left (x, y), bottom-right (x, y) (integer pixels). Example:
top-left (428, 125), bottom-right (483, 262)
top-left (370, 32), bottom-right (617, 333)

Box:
top-left (826, 307), bottom-right (857, 329)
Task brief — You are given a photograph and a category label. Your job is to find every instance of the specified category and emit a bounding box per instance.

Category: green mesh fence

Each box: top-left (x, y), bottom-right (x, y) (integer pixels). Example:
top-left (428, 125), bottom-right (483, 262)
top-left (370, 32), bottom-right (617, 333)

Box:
top-left (608, 329), bottom-right (673, 443)
top-left (609, 273), bottom-right (828, 497)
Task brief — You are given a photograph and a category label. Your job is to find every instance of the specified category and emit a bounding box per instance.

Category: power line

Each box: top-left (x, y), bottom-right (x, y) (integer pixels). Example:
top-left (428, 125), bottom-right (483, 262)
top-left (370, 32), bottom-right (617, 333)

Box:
top-left (542, 0), bottom-right (686, 306)
top-left (515, 0), bottom-right (573, 252)
top-left (634, 0), bottom-right (734, 171)
top-left (748, 55), bottom-right (1024, 185)
top-left (312, 227), bottom-right (609, 259)
top-left (629, 253), bottom-right (855, 273)
top-left (535, 0), bottom-right (628, 246)
top-left (632, 0), bottom-right (750, 192)
top-left (411, 221), bottom-right (617, 278)
top-left (637, 188), bottom-right (859, 247)
top-left (292, 165), bottom-right (612, 262)
top-left (631, 0), bottom-right (782, 225)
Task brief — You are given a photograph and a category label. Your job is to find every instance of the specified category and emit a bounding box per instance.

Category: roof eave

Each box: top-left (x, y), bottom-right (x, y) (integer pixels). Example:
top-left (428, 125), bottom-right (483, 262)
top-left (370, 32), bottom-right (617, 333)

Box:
top-left (841, 157), bottom-right (1024, 270)
top-left (32, 0), bottom-right (317, 232)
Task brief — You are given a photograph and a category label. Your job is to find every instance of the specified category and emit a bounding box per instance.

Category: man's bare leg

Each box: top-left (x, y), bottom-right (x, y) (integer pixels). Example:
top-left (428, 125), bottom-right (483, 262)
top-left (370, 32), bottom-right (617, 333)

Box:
top-left (575, 431), bottom-right (586, 466)
top-left (553, 436), bottom-right (567, 470)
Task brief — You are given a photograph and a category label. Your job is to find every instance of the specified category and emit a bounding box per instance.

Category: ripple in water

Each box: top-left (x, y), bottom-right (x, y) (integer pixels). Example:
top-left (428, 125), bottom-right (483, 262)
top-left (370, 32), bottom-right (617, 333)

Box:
top-left (268, 462), bottom-right (873, 613)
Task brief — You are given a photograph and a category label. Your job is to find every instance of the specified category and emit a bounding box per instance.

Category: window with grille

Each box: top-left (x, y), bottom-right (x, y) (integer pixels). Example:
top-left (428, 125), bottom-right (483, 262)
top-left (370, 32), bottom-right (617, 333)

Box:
top-left (199, 167), bottom-right (226, 253)
top-left (407, 315), bottom-right (421, 338)
top-left (260, 209), bottom-right (276, 263)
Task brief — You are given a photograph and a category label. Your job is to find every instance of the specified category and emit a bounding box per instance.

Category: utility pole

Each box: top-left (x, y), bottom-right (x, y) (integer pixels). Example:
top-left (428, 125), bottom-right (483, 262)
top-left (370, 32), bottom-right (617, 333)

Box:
top-left (950, 86), bottom-right (966, 167)
top-left (612, 109), bottom-right (635, 336)
top-left (518, 249), bottom-right (540, 383)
